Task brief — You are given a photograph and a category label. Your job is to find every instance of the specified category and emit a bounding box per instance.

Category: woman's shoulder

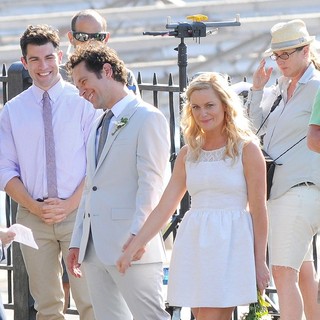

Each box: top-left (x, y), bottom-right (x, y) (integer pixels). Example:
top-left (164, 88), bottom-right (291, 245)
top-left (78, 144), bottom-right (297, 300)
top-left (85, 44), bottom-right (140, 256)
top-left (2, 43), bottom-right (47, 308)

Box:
top-left (242, 140), bottom-right (264, 165)
top-left (242, 140), bottom-right (261, 153)
top-left (175, 145), bottom-right (191, 164)
top-left (179, 145), bottom-right (189, 157)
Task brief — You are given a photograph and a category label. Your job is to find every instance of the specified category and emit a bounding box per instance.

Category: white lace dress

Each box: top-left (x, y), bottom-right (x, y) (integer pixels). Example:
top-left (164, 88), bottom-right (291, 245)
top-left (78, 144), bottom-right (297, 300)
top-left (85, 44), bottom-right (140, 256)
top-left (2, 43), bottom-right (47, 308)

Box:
top-left (167, 146), bottom-right (257, 308)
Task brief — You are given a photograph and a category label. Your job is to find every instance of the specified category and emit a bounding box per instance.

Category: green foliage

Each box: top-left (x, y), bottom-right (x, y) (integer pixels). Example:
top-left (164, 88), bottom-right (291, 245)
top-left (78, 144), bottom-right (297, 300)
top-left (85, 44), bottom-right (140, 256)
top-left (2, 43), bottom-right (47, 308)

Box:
top-left (241, 291), bottom-right (270, 320)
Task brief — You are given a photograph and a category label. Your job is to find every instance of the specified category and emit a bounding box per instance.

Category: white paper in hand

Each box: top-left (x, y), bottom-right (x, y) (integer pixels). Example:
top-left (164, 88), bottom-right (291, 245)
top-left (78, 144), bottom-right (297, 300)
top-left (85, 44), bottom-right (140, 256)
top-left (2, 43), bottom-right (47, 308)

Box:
top-left (8, 224), bottom-right (38, 249)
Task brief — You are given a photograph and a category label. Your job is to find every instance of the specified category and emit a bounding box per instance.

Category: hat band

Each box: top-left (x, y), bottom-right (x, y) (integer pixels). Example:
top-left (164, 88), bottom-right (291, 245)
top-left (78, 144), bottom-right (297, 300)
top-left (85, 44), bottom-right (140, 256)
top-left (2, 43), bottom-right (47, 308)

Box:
top-left (271, 37), bottom-right (309, 50)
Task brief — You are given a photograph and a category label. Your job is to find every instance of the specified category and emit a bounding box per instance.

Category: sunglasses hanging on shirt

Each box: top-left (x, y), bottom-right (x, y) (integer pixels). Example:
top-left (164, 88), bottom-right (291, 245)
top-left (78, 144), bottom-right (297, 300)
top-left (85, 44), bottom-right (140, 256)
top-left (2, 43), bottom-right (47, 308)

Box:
top-left (72, 32), bottom-right (108, 42)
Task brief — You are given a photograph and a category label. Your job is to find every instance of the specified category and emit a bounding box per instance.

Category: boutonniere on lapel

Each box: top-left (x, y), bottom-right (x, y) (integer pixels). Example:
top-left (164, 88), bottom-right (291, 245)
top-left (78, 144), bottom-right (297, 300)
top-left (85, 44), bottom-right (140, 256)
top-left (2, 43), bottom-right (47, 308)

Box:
top-left (111, 117), bottom-right (129, 135)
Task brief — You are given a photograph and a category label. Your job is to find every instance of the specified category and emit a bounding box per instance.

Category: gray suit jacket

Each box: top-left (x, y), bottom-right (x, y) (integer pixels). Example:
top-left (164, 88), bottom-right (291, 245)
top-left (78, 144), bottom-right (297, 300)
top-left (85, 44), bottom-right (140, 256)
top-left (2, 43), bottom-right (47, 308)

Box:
top-left (70, 97), bottom-right (170, 265)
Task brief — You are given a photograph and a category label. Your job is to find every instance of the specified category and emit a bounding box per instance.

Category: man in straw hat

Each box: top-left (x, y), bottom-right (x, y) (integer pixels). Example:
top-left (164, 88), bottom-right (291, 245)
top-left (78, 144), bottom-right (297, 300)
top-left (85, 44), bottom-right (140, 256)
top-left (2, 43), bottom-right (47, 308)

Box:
top-left (245, 19), bottom-right (320, 320)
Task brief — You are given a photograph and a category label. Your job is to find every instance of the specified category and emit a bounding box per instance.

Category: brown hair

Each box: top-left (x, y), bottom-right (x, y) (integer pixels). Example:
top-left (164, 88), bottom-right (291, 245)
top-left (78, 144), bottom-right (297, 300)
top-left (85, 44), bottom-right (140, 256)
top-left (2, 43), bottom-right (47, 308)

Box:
top-left (66, 40), bottom-right (127, 84)
top-left (20, 24), bottom-right (60, 58)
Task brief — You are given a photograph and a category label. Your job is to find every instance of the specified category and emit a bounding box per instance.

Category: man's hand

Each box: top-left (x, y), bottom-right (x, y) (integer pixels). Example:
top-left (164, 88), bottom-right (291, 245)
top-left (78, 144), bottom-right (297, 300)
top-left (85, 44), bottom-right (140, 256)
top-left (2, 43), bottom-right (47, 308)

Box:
top-left (67, 248), bottom-right (82, 278)
top-left (0, 228), bottom-right (15, 246)
top-left (32, 198), bottom-right (74, 225)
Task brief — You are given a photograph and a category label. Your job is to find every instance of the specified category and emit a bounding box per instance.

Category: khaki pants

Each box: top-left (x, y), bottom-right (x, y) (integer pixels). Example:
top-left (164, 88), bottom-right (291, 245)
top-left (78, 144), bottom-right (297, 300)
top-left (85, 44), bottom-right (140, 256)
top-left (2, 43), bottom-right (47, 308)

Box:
top-left (17, 205), bottom-right (95, 320)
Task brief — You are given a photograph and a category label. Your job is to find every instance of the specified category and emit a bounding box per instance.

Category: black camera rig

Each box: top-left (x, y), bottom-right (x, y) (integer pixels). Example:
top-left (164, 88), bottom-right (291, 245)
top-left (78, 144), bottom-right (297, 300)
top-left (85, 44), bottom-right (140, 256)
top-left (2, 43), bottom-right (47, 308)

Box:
top-left (143, 14), bottom-right (240, 41)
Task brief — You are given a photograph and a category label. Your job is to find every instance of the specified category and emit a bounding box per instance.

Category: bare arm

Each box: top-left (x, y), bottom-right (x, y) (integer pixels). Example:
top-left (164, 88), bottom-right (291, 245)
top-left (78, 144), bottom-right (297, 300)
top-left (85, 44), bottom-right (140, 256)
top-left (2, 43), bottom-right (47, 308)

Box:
top-left (63, 178), bottom-right (85, 212)
top-left (5, 177), bottom-right (42, 216)
top-left (116, 146), bottom-right (188, 273)
top-left (5, 176), bottom-right (85, 224)
top-left (43, 178), bottom-right (85, 212)
top-left (242, 142), bottom-right (270, 293)
top-left (307, 125), bottom-right (320, 153)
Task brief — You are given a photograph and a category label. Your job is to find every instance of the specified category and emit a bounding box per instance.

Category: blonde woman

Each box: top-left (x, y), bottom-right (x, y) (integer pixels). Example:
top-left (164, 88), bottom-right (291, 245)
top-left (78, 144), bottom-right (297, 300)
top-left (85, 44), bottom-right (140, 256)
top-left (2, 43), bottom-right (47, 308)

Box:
top-left (117, 72), bottom-right (269, 320)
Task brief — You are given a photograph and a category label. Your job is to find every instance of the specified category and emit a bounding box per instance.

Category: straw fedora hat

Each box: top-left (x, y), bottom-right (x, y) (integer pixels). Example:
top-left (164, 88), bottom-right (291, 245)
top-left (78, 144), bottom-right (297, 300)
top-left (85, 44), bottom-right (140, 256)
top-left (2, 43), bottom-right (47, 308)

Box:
top-left (265, 19), bottom-right (315, 54)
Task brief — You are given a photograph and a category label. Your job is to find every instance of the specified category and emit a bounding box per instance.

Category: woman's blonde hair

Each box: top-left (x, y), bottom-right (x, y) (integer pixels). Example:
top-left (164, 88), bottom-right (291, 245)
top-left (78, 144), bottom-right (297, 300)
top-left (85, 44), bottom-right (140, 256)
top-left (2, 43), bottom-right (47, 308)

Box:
top-left (181, 72), bottom-right (259, 161)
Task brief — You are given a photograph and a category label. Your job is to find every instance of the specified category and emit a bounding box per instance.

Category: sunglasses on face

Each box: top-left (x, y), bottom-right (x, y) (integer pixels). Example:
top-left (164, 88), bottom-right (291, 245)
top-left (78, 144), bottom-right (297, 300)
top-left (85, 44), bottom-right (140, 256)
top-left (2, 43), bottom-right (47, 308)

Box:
top-left (72, 31), bottom-right (107, 42)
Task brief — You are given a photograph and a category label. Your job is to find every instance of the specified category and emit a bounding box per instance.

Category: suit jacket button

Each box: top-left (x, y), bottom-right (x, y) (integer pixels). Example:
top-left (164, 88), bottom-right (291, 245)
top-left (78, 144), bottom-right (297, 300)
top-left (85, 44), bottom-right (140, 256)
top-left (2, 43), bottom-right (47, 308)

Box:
top-left (92, 186), bottom-right (97, 191)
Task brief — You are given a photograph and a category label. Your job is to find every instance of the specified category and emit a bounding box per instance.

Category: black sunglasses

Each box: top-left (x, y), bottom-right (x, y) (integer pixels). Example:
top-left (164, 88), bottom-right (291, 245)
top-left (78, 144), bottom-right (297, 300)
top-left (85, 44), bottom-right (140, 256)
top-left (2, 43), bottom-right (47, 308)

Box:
top-left (72, 32), bottom-right (107, 42)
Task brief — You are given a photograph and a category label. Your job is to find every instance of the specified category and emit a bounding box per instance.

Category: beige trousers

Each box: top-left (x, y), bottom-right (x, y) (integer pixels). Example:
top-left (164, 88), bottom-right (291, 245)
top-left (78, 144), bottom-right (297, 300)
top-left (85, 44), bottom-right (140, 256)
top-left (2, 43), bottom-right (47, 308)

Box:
top-left (17, 205), bottom-right (95, 320)
top-left (82, 237), bottom-right (170, 320)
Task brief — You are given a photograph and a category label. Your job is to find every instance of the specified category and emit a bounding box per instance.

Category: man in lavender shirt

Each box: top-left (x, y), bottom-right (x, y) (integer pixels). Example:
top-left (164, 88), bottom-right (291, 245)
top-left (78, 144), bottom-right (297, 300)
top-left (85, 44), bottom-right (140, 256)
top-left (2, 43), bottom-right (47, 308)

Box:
top-left (0, 25), bottom-right (98, 319)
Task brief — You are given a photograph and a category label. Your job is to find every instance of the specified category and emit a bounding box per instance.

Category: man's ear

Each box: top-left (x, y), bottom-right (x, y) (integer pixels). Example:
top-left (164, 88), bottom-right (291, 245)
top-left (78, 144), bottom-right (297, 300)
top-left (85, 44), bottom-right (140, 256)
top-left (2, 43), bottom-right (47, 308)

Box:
top-left (57, 50), bottom-right (63, 64)
top-left (67, 31), bottom-right (75, 46)
top-left (103, 32), bottom-right (110, 44)
top-left (103, 63), bottom-right (112, 77)
top-left (21, 56), bottom-right (28, 70)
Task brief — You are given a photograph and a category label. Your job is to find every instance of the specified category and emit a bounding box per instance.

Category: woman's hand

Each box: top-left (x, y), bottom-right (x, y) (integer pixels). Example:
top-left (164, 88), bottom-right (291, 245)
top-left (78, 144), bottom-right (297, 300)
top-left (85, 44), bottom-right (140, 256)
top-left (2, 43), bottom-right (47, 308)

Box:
top-left (117, 235), bottom-right (146, 274)
top-left (256, 260), bottom-right (270, 293)
top-left (252, 59), bottom-right (273, 91)
top-left (116, 251), bottom-right (134, 274)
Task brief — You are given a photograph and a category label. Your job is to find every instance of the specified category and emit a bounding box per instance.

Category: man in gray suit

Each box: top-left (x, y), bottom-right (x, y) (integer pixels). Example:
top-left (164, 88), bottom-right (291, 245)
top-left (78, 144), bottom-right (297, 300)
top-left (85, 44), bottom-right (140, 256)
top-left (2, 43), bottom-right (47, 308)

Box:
top-left (66, 41), bottom-right (171, 320)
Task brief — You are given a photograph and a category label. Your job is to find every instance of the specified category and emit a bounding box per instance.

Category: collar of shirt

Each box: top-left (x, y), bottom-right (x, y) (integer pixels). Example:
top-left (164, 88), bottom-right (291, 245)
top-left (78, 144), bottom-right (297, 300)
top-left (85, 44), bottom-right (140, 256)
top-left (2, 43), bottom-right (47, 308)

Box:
top-left (279, 63), bottom-right (318, 91)
top-left (96, 93), bottom-right (135, 148)
top-left (107, 93), bottom-right (136, 120)
top-left (32, 77), bottom-right (65, 105)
